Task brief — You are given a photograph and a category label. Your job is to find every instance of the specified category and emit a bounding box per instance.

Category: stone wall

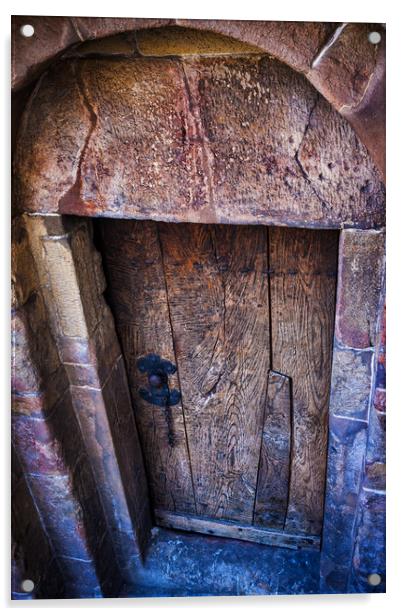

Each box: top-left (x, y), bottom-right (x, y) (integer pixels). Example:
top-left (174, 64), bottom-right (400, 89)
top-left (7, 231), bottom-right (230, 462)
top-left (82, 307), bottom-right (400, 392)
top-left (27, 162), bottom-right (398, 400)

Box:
top-left (12, 214), bottom-right (152, 597)
top-left (320, 230), bottom-right (385, 593)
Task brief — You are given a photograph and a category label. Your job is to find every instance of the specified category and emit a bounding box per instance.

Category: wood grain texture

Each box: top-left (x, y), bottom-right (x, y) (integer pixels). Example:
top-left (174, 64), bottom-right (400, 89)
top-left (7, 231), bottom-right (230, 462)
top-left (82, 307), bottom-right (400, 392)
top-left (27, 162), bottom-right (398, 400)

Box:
top-left (96, 219), bottom-right (196, 514)
top-left (158, 223), bottom-right (271, 524)
top-left (154, 510), bottom-right (320, 550)
top-left (269, 227), bottom-right (338, 536)
top-left (97, 221), bottom-right (338, 542)
top-left (254, 371), bottom-right (291, 529)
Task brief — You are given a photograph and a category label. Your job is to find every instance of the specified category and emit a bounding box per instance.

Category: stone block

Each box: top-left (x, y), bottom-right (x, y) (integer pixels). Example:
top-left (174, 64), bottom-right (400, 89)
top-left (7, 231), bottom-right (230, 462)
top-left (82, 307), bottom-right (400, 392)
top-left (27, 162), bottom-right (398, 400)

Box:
top-left (42, 236), bottom-right (88, 338)
top-left (55, 557), bottom-right (101, 599)
top-left (11, 17), bottom-right (332, 90)
top-left (297, 98), bottom-right (385, 228)
top-left (70, 376), bottom-right (149, 569)
top-left (136, 26), bottom-right (261, 57)
top-left (66, 32), bottom-right (137, 58)
top-left (366, 400), bottom-right (386, 472)
top-left (373, 388), bottom-right (386, 413)
top-left (11, 309), bottom-right (41, 393)
top-left (12, 411), bottom-right (66, 475)
top-left (12, 365), bottom-right (69, 418)
top-left (12, 450), bottom-right (65, 599)
top-left (27, 473), bottom-right (93, 561)
top-left (364, 462), bottom-right (386, 492)
top-left (308, 23), bottom-right (385, 178)
top-left (320, 415), bottom-right (367, 593)
top-left (176, 19), bottom-right (335, 74)
top-left (329, 343), bottom-right (373, 420)
top-left (336, 230), bottom-right (385, 349)
top-left (16, 55), bottom-right (384, 229)
top-left (102, 358), bottom-right (151, 547)
top-left (64, 361), bottom-right (101, 388)
top-left (58, 336), bottom-right (92, 364)
top-left (58, 313), bottom-right (121, 385)
top-left (308, 23), bottom-right (380, 111)
top-left (11, 218), bottom-right (38, 309)
top-left (348, 489), bottom-right (386, 593)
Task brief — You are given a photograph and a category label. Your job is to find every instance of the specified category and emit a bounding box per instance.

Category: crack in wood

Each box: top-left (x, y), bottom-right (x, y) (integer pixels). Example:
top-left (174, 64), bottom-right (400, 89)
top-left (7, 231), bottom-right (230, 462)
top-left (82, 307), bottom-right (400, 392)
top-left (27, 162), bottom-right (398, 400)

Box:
top-left (156, 222), bottom-right (199, 514)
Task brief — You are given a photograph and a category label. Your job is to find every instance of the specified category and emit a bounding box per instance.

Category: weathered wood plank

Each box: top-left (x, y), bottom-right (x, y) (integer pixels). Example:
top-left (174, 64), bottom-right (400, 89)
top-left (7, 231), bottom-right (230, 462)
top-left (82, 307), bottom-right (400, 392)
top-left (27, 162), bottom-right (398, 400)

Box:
top-left (269, 228), bottom-right (338, 536)
top-left (253, 370), bottom-right (291, 529)
top-left (158, 223), bottom-right (271, 524)
top-left (154, 509), bottom-right (320, 550)
top-left (96, 219), bottom-right (196, 514)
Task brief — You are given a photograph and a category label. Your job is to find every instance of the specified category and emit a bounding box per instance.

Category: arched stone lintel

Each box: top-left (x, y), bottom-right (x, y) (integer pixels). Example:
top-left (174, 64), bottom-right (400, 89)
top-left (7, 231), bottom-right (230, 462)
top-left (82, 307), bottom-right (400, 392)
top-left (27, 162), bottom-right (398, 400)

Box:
top-left (14, 54), bottom-right (385, 226)
top-left (12, 16), bottom-right (385, 177)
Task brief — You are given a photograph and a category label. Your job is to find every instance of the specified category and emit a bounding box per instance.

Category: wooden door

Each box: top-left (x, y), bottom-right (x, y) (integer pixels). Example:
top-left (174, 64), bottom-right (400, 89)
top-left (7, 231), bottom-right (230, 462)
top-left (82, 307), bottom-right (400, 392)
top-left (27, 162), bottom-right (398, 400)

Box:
top-left (96, 221), bottom-right (338, 549)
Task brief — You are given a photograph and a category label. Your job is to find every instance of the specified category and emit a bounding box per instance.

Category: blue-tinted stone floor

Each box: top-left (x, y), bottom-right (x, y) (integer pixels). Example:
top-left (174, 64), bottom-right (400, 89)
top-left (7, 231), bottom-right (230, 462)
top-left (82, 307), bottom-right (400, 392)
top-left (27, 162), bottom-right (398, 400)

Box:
top-left (124, 527), bottom-right (321, 597)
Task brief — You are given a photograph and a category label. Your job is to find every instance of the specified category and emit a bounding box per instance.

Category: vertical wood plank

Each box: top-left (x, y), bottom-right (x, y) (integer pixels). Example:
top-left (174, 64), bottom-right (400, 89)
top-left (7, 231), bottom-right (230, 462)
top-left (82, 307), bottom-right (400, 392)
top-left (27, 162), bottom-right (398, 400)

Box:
top-left (269, 227), bottom-right (338, 536)
top-left (159, 223), bottom-right (271, 524)
top-left (253, 370), bottom-right (291, 529)
top-left (96, 219), bottom-right (196, 514)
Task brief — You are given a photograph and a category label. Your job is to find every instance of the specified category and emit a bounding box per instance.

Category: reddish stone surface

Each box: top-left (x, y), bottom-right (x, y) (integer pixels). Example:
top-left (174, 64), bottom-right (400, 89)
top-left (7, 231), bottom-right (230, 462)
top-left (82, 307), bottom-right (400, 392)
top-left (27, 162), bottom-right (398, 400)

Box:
top-left (58, 336), bottom-right (92, 364)
top-left (13, 409), bottom-right (67, 475)
top-left (374, 388), bottom-right (386, 413)
top-left (11, 310), bottom-right (41, 393)
top-left (11, 305), bottom-right (103, 587)
top-left (12, 450), bottom-right (65, 599)
top-left (341, 39), bottom-right (385, 180)
top-left (11, 15), bottom-right (173, 91)
top-left (307, 23), bottom-right (382, 112)
top-left (14, 56), bottom-right (384, 228)
top-left (11, 17), bottom-right (332, 91)
top-left (177, 19), bottom-right (336, 74)
top-left (188, 20), bottom-right (386, 180)
top-left (11, 215), bottom-right (152, 597)
top-left (11, 17), bottom-right (385, 178)
top-left (335, 230), bottom-right (385, 349)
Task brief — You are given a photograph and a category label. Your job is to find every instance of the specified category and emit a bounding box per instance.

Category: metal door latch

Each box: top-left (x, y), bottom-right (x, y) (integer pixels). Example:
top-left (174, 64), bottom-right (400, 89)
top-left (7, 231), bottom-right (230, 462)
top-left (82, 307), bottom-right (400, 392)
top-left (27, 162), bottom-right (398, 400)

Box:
top-left (136, 354), bottom-right (181, 446)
